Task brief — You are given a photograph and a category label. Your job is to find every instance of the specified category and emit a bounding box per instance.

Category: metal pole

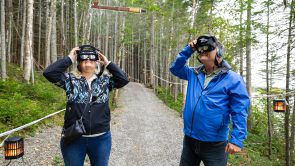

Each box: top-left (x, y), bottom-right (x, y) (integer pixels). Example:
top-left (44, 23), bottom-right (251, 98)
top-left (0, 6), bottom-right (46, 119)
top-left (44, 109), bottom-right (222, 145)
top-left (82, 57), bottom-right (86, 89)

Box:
top-left (92, 4), bottom-right (146, 13)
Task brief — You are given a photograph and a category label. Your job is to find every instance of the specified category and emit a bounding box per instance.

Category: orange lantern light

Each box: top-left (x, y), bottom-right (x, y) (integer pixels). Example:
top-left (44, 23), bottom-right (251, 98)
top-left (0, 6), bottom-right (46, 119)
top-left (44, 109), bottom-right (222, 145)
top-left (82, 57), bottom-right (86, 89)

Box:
top-left (273, 99), bottom-right (287, 112)
top-left (4, 136), bottom-right (24, 160)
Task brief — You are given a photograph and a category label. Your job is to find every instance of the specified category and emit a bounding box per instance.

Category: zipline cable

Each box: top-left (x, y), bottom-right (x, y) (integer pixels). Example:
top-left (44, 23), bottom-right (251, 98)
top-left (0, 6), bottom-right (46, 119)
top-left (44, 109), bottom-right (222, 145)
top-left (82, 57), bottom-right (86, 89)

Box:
top-left (0, 109), bottom-right (65, 145)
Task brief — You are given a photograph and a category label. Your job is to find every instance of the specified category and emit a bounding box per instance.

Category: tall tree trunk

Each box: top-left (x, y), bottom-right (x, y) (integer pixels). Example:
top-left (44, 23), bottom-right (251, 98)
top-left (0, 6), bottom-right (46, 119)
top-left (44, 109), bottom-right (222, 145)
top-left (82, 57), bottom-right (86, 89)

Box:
top-left (284, 0), bottom-right (294, 165)
top-left (1, 0), bottom-right (7, 80)
top-left (24, 0), bottom-right (34, 83)
top-left (137, 29), bottom-right (141, 82)
top-left (266, 0), bottom-right (272, 159)
top-left (114, 12), bottom-right (119, 64)
top-left (51, 0), bottom-right (57, 62)
top-left (86, 13), bottom-right (93, 43)
top-left (208, 0), bottom-right (214, 33)
top-left (150, 13), bottom-right (155, 88)
top-left (60, 0), bottom-right (65, 55)
top-left (37, 0), bottom-right (42, 64)
top-left (290, 95), bottom-right (295, 166)
top-left (239, 0), bottom-right (244, 77)
top-left (73, 0), bottom-right (78, 46)
top-left (20, 0), bottom-right (27, 69)
top-left (7, 0), bottom-right (13, 63)
top-left (143, 33), bottom-right (147, 85)
top-left (104, 0), bottom-right (110, 57)
top-left (121, 15), bottom-right (126, 72)
top-left (45, 0), bottom-right (53, 67)
top-left (246, 0), bottom-right (252, 131)
top-left (159, 16), bottom-right (164, 86)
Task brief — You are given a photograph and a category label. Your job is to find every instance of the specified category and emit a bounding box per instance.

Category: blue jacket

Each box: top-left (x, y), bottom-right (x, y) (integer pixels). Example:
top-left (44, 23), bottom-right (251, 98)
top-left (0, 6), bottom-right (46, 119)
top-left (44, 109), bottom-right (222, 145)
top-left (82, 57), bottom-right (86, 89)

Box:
top-left (170, 45), bottom-right (250, 148)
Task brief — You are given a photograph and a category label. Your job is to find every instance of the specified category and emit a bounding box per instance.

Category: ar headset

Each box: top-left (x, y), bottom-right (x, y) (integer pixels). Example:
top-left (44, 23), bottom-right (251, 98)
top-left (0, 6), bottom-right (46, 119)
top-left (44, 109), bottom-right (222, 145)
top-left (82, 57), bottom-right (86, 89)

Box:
top-left (76, 45), bottom-right (104, 76)
top-left (194, 35), bottom-right (224, 67)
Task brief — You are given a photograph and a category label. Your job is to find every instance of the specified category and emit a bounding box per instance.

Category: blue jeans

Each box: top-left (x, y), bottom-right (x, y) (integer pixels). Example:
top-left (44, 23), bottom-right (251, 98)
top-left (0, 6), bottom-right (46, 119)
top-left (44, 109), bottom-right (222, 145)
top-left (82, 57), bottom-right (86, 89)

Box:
top-left (60, 131), bottom-right (112, 166)
top-left (180, 135), bottom-right (228, 166)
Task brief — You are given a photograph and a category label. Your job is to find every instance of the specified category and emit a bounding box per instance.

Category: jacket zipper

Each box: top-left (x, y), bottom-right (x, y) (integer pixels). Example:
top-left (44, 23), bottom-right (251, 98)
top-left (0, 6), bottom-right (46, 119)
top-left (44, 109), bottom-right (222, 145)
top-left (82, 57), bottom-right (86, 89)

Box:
top-left (189, 73), bottom-right (225, 136)
top-left (88, 78), bottom-right (98, 135)
top-left (189, 92), bottom-right (202, 136)
top-left (84, 77), bottom-right (93, 135)
top-left (189, 72), bottom-right (205, 136)
top-left (89, 103), bottom-right (92, 135)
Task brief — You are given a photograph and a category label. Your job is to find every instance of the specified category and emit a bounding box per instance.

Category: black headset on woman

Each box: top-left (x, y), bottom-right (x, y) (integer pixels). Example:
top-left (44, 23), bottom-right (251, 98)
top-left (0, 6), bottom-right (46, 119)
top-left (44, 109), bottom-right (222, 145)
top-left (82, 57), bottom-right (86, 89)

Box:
top-left (76, 45), bottom-right (105, 77)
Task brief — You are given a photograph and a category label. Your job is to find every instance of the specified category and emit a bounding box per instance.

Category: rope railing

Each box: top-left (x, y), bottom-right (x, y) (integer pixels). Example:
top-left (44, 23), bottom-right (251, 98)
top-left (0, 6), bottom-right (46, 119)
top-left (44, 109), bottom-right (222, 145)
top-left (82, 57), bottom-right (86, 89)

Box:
top-left (152, 73), bottom-right (184, 85)
top-left (251, 90), bottom-right (295, 98)
top-left (0, 109), bottom-right (66, 147)
top-left (133, 72), bottom-right (295, 99)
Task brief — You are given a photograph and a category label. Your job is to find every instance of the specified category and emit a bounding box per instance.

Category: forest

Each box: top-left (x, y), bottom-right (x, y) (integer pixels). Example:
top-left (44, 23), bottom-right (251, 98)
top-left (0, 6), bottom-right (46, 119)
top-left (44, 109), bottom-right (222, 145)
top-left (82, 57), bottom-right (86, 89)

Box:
top-left (0, 0), bottom-right (294, 165)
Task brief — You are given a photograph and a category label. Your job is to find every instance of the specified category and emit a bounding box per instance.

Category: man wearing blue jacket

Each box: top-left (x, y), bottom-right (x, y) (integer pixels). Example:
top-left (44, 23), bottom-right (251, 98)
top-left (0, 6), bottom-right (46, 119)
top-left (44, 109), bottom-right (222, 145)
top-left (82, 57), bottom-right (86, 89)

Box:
top-left (170, 35), bottom-right (250, 166)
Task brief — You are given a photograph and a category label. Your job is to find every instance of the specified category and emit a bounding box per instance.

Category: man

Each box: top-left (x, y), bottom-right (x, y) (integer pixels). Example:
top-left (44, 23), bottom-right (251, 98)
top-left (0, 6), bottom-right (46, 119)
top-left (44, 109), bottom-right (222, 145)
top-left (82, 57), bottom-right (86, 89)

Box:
top-left (170, 35), bottom-right (250, 166)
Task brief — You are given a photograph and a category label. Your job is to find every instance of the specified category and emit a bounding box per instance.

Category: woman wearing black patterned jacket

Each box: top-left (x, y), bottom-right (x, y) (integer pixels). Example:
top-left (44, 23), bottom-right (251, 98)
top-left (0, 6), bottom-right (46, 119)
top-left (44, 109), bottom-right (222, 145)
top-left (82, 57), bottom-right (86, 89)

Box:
top-left (43, 46), bottom-right (129, 166)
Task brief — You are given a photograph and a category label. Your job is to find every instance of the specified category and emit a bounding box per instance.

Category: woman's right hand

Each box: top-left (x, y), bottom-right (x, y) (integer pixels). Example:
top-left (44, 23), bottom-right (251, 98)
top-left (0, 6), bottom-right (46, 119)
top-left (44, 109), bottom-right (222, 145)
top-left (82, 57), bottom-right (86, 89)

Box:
top-left (68, 47), bottom-right (80, 62)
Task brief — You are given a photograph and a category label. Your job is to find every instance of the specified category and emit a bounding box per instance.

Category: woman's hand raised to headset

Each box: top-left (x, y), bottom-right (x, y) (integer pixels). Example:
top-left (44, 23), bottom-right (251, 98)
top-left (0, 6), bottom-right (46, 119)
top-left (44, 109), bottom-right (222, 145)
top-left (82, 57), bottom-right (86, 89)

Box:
top-left (97, 52), bottom-right (110, 66)
top-left (68, 47), bottom-right (80, 62)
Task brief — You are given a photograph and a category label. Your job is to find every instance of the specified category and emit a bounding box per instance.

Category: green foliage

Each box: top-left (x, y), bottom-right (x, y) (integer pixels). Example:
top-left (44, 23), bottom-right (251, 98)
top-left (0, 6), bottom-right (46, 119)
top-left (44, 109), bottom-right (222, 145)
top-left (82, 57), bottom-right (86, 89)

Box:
top-left (155, 86), bottom-right (183, 113)
top-left (52, 155), bottom-right (64, 166)
top-left (0, 64), bottom-right (66, 136)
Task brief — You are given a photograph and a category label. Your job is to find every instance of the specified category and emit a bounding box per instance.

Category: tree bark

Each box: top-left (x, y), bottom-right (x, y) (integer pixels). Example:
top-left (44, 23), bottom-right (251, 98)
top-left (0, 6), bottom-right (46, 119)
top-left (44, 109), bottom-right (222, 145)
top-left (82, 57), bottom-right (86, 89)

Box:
top-left (24, 0), bottom-right (34, 83)
top-left (1, 0), bottom-right (7, 80)
top-left (51, 0), bottom-right (57, 62)
top-left (290, 95), bottom-right (295, 166)
top-left (239, 0), bottom-right (244, 77)
top-left (60, 0), bottom-right (65, 55)
top-left (104, 0), bottom-right (110, 57)
top-left (20, 0), bottom-right (27, 69)
top-left (7, 0), bottom-right (13, 63)
top-left (150, 13), bottom-right (155, 88)
top-left (45, 0), bottom-right (53, 67)
top-left (246, 0), bottom-right (252, 131)
top-left (284, 0), bottom-right (294, 165)
top-left (37, 0), bottom-right (42, 65)
top-left (266, 0), bottom-right (272, 159)
top-left (74, 0), bottom-right (78, 46)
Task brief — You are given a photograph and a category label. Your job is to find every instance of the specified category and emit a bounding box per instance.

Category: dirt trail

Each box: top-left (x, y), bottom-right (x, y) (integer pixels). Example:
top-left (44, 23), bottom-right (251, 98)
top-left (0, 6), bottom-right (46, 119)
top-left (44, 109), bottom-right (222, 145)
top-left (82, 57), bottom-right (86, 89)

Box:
top-left (109, 82), bottom-right (183, 166)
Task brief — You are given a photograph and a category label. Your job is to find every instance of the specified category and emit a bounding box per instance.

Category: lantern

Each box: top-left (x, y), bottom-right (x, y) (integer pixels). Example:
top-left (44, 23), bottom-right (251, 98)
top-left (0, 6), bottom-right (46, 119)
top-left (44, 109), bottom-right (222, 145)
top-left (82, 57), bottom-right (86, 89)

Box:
top-left (4, 136), bottom-right (24, 160)
top-left (273, 99), bottom-right (287, 112)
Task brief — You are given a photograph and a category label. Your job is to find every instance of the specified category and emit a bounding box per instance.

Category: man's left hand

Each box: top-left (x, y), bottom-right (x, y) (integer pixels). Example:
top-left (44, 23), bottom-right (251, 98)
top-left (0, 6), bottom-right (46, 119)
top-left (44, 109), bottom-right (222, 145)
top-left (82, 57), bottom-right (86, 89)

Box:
top-left (225, 143), bottom-right (242, 154)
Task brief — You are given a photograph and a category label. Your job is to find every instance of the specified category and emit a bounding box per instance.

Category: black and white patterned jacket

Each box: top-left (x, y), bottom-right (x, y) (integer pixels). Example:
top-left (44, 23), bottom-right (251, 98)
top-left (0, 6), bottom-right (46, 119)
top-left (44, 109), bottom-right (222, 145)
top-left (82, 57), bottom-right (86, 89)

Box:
top-left (43, 56), bottom-right (129, 135)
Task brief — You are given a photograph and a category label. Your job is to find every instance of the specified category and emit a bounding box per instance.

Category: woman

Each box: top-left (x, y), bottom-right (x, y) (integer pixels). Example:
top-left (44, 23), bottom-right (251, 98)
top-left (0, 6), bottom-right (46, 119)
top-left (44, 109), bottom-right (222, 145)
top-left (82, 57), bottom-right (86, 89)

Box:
top-left (43, 45), bottom-right (129, 166)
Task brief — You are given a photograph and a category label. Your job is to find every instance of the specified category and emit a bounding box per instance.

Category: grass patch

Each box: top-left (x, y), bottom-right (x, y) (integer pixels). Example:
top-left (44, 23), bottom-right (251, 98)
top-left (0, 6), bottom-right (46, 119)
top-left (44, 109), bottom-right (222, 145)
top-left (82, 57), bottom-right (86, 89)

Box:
top-left (52, 155), bottom-right (64, 166)
top-left (0, 64), bottom-right (66, 141)
top-left (155, 86), bottom-right (183, 114)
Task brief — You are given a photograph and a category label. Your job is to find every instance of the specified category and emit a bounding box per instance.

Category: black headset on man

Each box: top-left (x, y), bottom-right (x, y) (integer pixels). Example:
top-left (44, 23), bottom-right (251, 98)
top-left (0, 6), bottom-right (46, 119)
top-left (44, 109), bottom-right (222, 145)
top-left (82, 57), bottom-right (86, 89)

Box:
top-left (194, 35), bottom-right (224, 67)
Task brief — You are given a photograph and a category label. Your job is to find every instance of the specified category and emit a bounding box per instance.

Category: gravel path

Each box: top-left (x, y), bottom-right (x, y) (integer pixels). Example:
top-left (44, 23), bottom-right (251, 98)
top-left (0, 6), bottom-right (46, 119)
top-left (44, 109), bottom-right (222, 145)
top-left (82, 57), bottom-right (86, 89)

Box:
top-left (109, 82), bottom-right (183, 166)
top-left (1, 82), bottom-right (185, 166)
